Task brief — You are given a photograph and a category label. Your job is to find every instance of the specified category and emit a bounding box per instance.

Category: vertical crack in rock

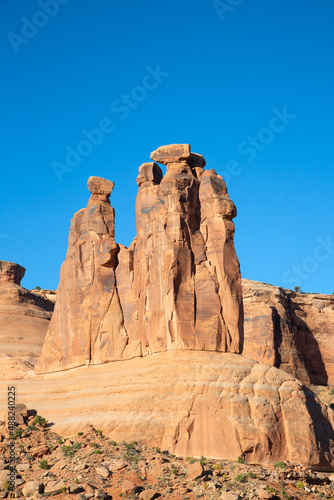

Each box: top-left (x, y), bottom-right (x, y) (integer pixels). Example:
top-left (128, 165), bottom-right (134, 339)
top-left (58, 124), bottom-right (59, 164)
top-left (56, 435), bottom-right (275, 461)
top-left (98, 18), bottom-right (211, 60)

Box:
top-left (36, 146), bottom-right (244, 374)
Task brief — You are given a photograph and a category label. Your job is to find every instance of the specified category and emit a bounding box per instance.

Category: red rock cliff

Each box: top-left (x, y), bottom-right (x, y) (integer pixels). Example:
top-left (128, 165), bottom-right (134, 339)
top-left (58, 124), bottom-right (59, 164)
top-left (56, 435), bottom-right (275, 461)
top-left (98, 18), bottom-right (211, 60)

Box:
top-left (36, 145), bottom-right (243, 374)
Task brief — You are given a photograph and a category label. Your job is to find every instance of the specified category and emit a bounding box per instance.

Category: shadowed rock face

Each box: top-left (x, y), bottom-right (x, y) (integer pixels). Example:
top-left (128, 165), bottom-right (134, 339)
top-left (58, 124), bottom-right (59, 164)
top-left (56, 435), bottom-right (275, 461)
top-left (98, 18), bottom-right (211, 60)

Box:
top-left (36, 146), bottom-right (243, 373)
top-left (242, 279), bottom-right (334, 385)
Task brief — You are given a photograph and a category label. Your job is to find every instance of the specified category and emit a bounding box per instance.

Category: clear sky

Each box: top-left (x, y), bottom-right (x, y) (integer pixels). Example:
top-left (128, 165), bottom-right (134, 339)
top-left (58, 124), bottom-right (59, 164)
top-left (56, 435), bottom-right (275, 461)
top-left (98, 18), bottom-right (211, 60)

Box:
top-left (0, 0), bottom-right (333, 294)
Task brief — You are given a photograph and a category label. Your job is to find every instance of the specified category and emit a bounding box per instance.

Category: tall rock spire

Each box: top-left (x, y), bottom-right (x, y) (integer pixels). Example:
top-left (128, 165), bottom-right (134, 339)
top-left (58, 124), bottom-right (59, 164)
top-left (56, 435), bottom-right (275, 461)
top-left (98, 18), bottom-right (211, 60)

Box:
top-left (36, 146), bottom-right (244, 374)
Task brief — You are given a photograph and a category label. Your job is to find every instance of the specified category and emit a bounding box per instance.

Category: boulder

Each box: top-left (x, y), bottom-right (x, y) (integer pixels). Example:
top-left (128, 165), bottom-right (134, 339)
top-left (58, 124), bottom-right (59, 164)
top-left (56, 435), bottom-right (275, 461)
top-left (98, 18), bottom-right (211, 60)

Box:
top-left (150, 143), bottom-right (191, 165)
top-left (22, 481), bottom-right (43, 497)
top-left (122, 479), bottom-right (137, 496)
top-left (187, 461), bottom-right (203, 480)
top-left (44, 480), bottom-right (66, 496)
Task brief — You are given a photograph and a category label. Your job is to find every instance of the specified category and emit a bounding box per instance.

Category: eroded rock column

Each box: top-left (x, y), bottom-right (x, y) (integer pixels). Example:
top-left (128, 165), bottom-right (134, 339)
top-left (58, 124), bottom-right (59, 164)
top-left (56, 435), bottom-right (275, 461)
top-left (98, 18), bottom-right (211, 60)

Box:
top-left (35, 177), bottom-right (128, 373)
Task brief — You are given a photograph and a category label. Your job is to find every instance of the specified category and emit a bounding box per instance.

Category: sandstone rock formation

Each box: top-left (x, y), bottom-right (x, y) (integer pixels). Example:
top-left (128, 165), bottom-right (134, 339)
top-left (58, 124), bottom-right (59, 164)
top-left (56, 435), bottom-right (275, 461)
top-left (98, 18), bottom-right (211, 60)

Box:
top-left (35, 177), bottom-right (131, 373)
top-left (36, 146), bottom-right (244, 373)
top-left (0, 261), bottom-right (54, 379)
top-left (242, 279), bottom-right (334, 386)
top-left (5, 351), bottom-right (334, 470)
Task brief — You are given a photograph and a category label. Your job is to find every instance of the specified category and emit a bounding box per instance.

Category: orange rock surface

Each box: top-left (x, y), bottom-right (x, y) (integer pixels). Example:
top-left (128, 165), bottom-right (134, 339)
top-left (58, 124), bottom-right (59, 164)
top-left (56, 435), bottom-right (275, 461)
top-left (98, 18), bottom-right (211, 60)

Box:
top-left (0, 261), bottom-right (54, 379)
top-left (3, 351), bottom-right (334, 470)
top-left (36, 146), bottom-right (243, 374)
top-left (243, 279), bottom-right (334, 385)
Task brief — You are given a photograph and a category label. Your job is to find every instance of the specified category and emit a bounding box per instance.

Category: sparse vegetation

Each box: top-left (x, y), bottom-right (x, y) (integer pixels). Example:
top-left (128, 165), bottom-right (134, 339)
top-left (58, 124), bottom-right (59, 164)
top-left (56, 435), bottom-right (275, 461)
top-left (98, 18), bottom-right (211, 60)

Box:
top-left (33, 415), bottom-right (47, 427)
top-left (39, 459), bottom-right (49, 470)
top-left (237, 456), bottom-right (244, 463)
top-left (62, 442), bottom-right (81, 457)
top-left (235, 474), bottom-right (247, 483)
top-left (274, 461), bottom-right (287, 469)
top-left (3, 481), bottom-right (11, 492)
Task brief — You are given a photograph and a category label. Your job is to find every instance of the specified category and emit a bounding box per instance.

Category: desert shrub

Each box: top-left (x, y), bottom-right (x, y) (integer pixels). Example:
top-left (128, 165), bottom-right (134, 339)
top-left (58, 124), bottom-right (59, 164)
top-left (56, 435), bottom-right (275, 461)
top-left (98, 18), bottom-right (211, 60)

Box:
top-left (296, 481), bottom-right (304, 489)
top-left (62, 442), bottom-right (81, 457)
top-left (25, 425), bottom-right (38, 432)
top-left (237, 456), bottom-right (244, 463)
top-left (78, 432), bottom-right (83, 436)
top-left (235, 474), bottom-right (246, 483)
top-left (39, 459), bottom-right (49, 470)
top-left (274, 461), bottom-right (287, 469)
top-left (247, 471), bottom-right (258, 479)
top-left (33, 415), bottom-right (47, 427)
top-left (3, 481), bottom-right (11, 491)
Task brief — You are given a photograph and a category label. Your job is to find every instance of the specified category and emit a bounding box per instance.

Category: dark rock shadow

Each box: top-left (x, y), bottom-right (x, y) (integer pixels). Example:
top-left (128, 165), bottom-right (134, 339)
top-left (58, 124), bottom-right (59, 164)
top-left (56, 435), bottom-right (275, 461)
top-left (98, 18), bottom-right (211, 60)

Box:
top-left (303, 385), bottom-right (334, 471)
top-left (272, 291), bottom-right (328, 386)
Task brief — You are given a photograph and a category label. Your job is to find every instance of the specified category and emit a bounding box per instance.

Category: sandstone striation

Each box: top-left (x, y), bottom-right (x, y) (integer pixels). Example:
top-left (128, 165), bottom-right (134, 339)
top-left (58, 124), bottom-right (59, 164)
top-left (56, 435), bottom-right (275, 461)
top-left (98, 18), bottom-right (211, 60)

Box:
top-left (0, 261), bottom-right (54, 379)
top-left (36, 146), bottom-right (244, 373)
top-left (4, 351), bottom-right (334, 470)
top-left (242, 279), bottom-right (334, 385)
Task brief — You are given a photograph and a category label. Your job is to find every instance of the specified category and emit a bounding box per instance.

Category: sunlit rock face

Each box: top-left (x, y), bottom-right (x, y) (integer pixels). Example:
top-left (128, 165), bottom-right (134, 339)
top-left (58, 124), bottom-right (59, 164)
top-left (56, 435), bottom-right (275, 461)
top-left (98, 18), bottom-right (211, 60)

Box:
top-left (36, 145), bottom-right (243, 374)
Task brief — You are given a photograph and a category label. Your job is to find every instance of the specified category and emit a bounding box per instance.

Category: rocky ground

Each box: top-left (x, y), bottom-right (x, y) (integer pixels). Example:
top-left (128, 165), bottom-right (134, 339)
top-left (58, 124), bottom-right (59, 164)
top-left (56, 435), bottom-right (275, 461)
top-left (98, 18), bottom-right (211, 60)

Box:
top-left (0, 411), bottom-right (333, 500)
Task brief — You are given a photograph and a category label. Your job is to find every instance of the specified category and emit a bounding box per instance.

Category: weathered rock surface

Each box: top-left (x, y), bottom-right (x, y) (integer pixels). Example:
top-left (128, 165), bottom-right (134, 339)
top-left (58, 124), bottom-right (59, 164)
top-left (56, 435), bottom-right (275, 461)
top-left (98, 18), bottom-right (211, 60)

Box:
top-left (36, 146), bottom-right (243, 373)
top-left (242, 279), bottom-right (334, 385)
top-left (0, 261), bottom-right (25, 284)
top-left (3, 351), bottom-right (334, 470)
top-left (35, 177), bottom-right (131, 373)
top-left (0, 261), bottom-right (54, 379)
top-left (150, 143), bottom-right (191, 165)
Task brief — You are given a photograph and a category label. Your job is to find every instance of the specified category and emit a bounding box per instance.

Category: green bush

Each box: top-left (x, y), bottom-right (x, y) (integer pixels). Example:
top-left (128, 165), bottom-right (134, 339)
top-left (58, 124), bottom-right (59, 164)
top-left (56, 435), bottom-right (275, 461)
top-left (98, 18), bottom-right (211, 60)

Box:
top-left (62, 442), bottom-right (81, 457)
top-left (274, 461), bottom-right (287, 469)
top-left (78, 432), bottom-right (83, 436)
top-left (200, 456), bottom-right (206, 467)
top-left (235, 474), bottom-right (246, 483)
top-left (15, 427), bottom-right (23, 437)
top-left (237, 456), bottom-right (244, 463)
top-left (247, 471), bottom-right (258, 479)
top-left (33, 415), bottom-right (47, 427)
top-left (25, 425), bottom-right (38, 432)
top-left (296, 481), bottom-right (304, 489)
top-left (3, 481), bottom-right (11, 492)
top-left (39, 459), bottom-right (49, 470)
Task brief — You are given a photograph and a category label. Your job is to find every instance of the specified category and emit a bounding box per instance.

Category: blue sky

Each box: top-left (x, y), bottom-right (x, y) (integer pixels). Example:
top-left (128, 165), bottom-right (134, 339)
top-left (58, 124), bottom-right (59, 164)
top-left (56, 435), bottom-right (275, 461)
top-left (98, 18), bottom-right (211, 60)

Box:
top-left (0, 0), bottom-right (333, 294)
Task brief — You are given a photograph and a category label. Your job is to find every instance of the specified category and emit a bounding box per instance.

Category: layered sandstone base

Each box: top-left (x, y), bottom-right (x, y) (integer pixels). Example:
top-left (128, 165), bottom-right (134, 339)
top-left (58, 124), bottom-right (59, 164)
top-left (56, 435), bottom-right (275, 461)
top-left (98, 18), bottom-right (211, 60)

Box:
top-left (2, 351), bottom-right (333, 471)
